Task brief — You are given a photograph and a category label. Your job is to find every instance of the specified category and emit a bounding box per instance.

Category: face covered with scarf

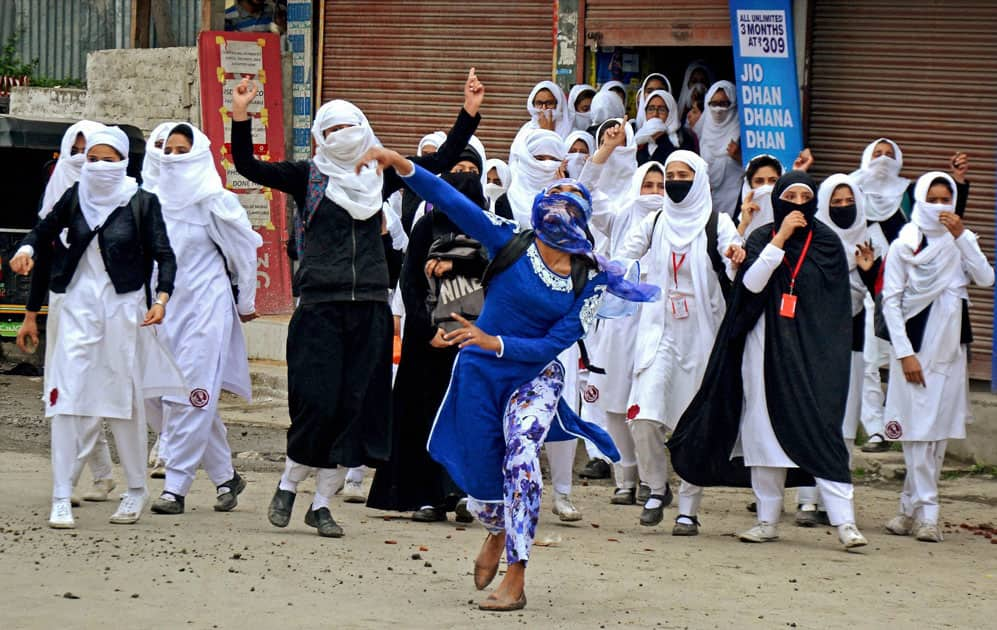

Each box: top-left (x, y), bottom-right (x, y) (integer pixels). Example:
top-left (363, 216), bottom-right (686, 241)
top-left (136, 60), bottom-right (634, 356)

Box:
top-left (816, 174), bottom-right (867, 267)
top-left (772, 171), bottom-right (818, 239)
top-left (563, 130), bottom-right (595, 179)
top-left (79, 126), bottom-right (139, 229)
top-left (311, 99), bottom-right (383, 220)
top-left (851, 137), bottom-right (910, 222)
top-left (156, 124), bottom-right (230, 215)
top-left (39, 120), bottom-right (107, 220)
top-left (481, 158), bottom-right (510, 209)
top-left (911, 171), bottom-right (958, 237)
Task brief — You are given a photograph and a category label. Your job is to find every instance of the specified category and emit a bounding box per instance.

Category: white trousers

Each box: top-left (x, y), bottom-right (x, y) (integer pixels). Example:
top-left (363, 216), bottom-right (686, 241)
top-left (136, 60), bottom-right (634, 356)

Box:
top-left (861, 309), bottom-right (889, 437)
top-left (345, 466), bottom-right (365, 484)
top-left (630, 419), bottom-right (669, 496)
top-left (605, 412), bottom-right (638, 490)
top-left (51, 414), bottom-right (146, 500)
top-left (160, 401), bottom-right (234, 496)
top-left (86, 428), bottom-right (114, 481)
top-left (751, 466), bottom-right (855, 526)
top-left (145, 398), bottom-right (170, 464)
top-left (677, 480), bottom-right (703, 517)
top-left (899, 440), bottom-right (947, 524)
top-left (279, 457), bottom-right (347, 510)
top-left (581, 400), bottom-right (611, 463)
top-left (544, 439), bottom-right (576, 495)
top-left (796, 439), bottom-right (855, 506)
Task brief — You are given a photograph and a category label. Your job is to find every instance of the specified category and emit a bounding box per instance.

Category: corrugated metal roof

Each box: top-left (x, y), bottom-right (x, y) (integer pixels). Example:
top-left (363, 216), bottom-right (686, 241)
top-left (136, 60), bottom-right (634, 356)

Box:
top-left (0, 0), bottom-right (199, 82)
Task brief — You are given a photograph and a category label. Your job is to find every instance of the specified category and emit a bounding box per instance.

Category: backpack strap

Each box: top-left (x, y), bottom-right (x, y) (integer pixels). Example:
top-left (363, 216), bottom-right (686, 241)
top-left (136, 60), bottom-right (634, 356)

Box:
top-left (295, 161), bottom-right (328, 259)
top-left (481, 229), bottom-right (535, 292)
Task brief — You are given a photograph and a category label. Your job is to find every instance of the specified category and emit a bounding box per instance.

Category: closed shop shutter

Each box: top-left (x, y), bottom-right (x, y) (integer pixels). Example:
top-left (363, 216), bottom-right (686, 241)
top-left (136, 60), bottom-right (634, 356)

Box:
top-left (808, 0), bottom-right (997, 379)
top-left (584, 0), bottom-right (731, 47)
top-left (321, 1), bottom-right (553, 158)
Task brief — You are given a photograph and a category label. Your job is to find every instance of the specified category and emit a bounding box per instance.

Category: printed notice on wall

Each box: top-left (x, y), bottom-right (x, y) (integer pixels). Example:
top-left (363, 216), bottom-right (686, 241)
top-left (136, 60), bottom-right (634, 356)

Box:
top-left (729, 0), bottom-right (802, 169)
top-left (220, 40), bottom-right (263, 75)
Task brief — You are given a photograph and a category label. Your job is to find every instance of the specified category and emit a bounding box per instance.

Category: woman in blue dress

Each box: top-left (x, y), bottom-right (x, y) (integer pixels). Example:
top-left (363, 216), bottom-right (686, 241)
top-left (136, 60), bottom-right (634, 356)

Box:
top-left (359, 133), bottom-right (658, 612)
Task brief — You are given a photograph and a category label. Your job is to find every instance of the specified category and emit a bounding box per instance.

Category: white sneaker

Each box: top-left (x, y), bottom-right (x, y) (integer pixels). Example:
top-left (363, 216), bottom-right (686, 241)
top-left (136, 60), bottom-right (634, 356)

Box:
top-left (914, 521), bottom-right (943, 543)
top-left (738, 522), bottom-right (779, 542)
top-left (551, 491), bottom-right (582, 522)
top-left (341, 479), bottom-right (366, 504)
top-left (83, 478), bottom-right (116, 502)
top-left (838, 522), bottom-right (868, 549)
top-left (110, 492), bottom-right (148, 524)
top-left (885, 513), bottom-right (914, 536)
top-left (48, 499), bottom-right (75, 529)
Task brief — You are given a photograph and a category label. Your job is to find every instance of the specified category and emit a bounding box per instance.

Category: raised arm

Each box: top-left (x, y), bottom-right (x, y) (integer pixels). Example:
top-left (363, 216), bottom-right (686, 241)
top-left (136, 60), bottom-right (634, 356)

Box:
top-left (617, 210), bottom-right (655, 260)
top-left (230, 78), bottom-right (309, 197)
top-left (359, 148), bottom-right (515, 255)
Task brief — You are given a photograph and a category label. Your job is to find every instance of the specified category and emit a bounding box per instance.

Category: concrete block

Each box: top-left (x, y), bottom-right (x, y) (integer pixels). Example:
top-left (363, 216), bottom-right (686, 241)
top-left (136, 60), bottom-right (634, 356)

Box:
top-left (242, 316), bottom-right (289, 362)
top-left (8, 87), bottom-right (87, 121)
top-left (949, 392), bottom-right (997, 465)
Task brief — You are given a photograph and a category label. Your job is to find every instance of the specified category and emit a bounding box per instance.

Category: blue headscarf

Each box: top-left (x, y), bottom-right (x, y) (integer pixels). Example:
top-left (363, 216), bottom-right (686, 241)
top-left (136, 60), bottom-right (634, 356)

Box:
top-left (531, 179), bottom-right (660, 304)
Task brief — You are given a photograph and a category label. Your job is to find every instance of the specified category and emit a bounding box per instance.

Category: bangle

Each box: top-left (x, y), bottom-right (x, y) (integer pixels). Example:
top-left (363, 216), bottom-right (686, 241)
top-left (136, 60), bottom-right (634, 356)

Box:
top-left (154, 299), bottom-right (167, 309)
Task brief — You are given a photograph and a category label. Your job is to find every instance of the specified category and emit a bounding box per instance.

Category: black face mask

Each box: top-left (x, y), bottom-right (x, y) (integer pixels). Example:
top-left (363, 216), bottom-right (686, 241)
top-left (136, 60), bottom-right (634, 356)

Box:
top-left (665, 180), bottom-right (693, 203)
top-left (442, 171), bottom-right (486, 210)
top-left (773, 196), bottom-right (817, 227)
top-left (829, 204), bottom-right (857, 229)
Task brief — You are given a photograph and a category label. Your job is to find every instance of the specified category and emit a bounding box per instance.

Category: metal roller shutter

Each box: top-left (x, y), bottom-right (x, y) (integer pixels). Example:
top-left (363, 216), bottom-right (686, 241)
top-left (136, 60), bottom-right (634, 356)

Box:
top-left (808, 0), bottom-right (997, 380)
top-left (321, 1), bottom-right (554, 159)
top-left (584, 0), bottom-right (731, 47)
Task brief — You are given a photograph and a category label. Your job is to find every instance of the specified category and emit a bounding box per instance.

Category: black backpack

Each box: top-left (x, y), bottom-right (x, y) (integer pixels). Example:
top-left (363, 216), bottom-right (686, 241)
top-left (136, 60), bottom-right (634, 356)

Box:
top-left (650, 208), bottom-right (732, 300)
top-left (480, 229), bottom-right (604, 373)
top-left (425, 232), bottom-right (488, 333)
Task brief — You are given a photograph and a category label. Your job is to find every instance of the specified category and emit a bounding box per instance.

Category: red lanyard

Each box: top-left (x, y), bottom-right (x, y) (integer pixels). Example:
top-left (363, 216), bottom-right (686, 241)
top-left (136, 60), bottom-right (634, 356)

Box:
top-left (779, 230), bottom-right (813, 295)
top-left (671, 252), bottom-right (687, 287)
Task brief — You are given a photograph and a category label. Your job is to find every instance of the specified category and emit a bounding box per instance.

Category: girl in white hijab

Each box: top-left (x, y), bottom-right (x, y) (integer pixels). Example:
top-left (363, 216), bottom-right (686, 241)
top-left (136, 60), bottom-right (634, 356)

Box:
top-left (39, 121), bottom-right (107, 218)
top-left (634, 73), bottom-right (673, 128)
top-left (677, 60), bottom-right (714, 115)
top-left (417, 131), bottom-right (447, 157)
top-left (568, 83), bottom-right (597, 131)
top-left (141, 121), bottom-right (182, 195)
top-left (635, 90), bottom-right (697, 166)
top-left (563, 129), bottom-right (595, 179)
top-left (577, 119), bottom-right (637, 210)
top-left (589, 83), bottom-right (627, 129)
top-left (698, 81), bottom-right (743, 217)
top-left (481, 157), bottom-right (510, 214)
top-left (311, 100), bottom-right (384, 220)
top-left (881, 172), bottom-right (993, 543)
top-left (148, 123), bottom-right (263, 516)
top-left (618, 149), bottom-right (743, 535)
top-left (502, 128), bottom-right (566, 228)
top-left (11, 126), bottom-right (183, 530)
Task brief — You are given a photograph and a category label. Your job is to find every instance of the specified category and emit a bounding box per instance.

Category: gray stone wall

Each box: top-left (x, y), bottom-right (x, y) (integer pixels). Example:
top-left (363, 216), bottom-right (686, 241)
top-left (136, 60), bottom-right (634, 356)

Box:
top-left (8, 87), bottom-right (88, 121)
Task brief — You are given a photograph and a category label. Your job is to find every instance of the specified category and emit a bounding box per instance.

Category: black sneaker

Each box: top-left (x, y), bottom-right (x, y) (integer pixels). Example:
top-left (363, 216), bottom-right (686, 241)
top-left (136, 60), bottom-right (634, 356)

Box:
top-left (610, 488), bottom-right (636, 505)
top-left (412, 506), bottom-right (446, 522)
top-left (268, 486), bottom-right (295, 528)
top-left (151, 492), bottom-right (185, 515)
top-left (214, 472), bottom-right (247, 512)
top-left (639, 494), bottom-right (668, 527)
top-left (861, 434), bottom-right (891, 453)
top-left (304, 507), bottom-right (344, 537)
top-left (637, 483), bottom-right (651, 504)
top-left (579, 458), bottom-right (612, 480)
top-left (672, 515), bottom-right (701, 536)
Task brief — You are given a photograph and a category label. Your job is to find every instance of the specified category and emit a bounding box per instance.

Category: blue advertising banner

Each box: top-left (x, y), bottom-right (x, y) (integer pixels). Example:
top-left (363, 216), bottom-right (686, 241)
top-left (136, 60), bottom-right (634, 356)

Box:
top-left (728, 0), bottom-right (803, 170)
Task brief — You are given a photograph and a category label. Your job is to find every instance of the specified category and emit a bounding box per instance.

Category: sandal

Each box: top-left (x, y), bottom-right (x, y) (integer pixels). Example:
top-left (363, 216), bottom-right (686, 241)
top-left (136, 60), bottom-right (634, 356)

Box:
top-left (478, 592), bottom-right (527, 612)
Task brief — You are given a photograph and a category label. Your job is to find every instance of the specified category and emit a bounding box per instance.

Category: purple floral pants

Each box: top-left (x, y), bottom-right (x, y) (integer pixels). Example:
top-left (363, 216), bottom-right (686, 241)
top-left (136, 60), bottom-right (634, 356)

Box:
top-left (466, 361), bottom-right (564, 565)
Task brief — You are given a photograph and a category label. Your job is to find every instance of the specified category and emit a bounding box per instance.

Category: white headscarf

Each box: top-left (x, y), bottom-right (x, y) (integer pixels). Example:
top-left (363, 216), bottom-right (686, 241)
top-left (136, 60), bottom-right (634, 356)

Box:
top-left (507, 129), bottom-right (566, 227)
top-left (911, 171), bottom-right (957, 238)
top-left (657, 150), bottom-right (713, 250)
top-left (78, 126), bottom-right (139, 230)
top-left (677, 60), bottom-right (714, 113)
top-left (525, 80), bottom-right (573, 138)
top-left (39, 120), bottom-right (106, 219)
top-left (417, 131), bottom-right (447, 156)
top-left (698, 81), bottom-right (740, 165)
top-left (634, 89), bottom-right (681, 149)
top-left (568, 83), bottom-right (597, 131)
top-left (591, 118), bottom-right (638, 201)
top-left (590, 84), bottom-right (626, 127)
top-left (141, 121), bottom-right (181, 195)
top-left (635, 73), bottom-right (673, 127)
top-left (311, 100), bottom-right (383, 221)
top-left (563, 130), bottom-right (595, 179)
top-left (600, 80), bottom-right (628, 108)
top-left (608, 160), bottom-right (664, 255)
top-left (481, 158), bottom-right (510, 212)
top-left (817, 174), bottom-right (869, 314)
top-left (739, 154), bottom-right (782, 236)
top-left (850, 137), bottom-right (910, 222)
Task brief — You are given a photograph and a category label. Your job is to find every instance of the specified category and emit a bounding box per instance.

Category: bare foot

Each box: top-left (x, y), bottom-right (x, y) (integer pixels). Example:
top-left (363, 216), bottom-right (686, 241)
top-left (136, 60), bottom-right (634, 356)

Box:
top-left (479, 561), bottom-right (526, 610)
top-left (473, 532), bottom-right (505, 590)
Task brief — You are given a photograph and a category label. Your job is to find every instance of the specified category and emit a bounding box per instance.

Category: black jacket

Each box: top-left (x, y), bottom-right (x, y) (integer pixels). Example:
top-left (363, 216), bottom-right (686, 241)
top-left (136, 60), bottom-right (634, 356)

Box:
top-left (231, 107), bottom-right (480, 303)
top-left (635, 127), bottom-right (699, 166)
top-left (20, 185), bottom-right (176, 298)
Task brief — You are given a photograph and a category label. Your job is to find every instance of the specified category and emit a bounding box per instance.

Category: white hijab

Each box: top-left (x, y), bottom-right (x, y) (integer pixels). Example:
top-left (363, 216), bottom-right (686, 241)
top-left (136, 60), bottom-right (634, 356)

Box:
top-left (635, 73), bottom-right (673, 127)
top-left (850, 137), bottom-right (910, 222)
top-left (657, 150), bottom-right (713, 250)
top-left (563, 130), bottom-right (595, 179)
top-left (600, 80), bottom-right (628, 107)
top-left (568, 83), bottom-right (597, 131)
top-left (590, 84), bottom-right (626, 127)
top-left (525, 80), bottom-right (574, 138)
top-left (417, 131), bottom-right (446, 156)
top-left (311, 99), bottom-right (383, 221)
top-left (141, 121), bottom-right (181, 195)
top-left (609, 160), bottom-right (664, 256)
top-left (634, 89), bottom-right (681, 149)
top-left (677, 60), bottom-right (714, 112)
top-left (39, 120), bottom-right (106, 219)
top-left (817, 174), bottom-right (869, 314)
top-left (698, 81), bottom-right (740, 165)
top-left (590, 118), bottom-right (637, 201)
top-left (481, 158), bottom-right (510, 212)
top-left (78, 126), bottom-right (139, 230)
top-left (739, 154), bottom-right (782, 236)
top-left (507, 129), bottom-right (566, 228)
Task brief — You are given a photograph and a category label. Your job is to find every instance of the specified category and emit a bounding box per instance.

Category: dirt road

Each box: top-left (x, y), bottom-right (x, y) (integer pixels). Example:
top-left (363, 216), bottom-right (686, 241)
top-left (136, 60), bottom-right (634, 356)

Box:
top-left (1, 375), bottom-right (994, 629)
